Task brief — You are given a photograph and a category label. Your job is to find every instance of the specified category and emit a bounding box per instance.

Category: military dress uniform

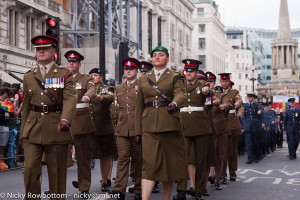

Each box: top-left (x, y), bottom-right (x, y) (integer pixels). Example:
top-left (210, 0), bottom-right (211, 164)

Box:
top-left (284, 98), bottom-right (300, 160)
top-left (21, 35), bottom-right (77, 199)
top-left (65, 51), bottom-right (96, 193)
top-left (112, 58), bottom-right (142, 199)
top-left (219, 73), bottom-right (243, 181)
top-left (175, 60), bottom-right (214, 199)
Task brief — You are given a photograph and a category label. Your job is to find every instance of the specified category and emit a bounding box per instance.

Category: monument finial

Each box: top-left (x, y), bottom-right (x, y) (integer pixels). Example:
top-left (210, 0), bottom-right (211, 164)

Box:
top-left (277, 0), bottom-right (292, 40)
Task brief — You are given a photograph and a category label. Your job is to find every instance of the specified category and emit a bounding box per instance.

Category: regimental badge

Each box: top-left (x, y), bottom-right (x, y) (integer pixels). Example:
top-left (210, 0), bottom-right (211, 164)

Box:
top-left (127, 61), bottom-right (131, 66)
top-left (187, 61), bottom-right (190, 65)
top-left (39, 38), bottom-right (43, 43)
top-left (196, 87), bottom-right (201, 94)
top-left (60, 78), bottom-right (64, 88)
top-left (76, 82), bottom-right (82, 89)
top-left (70, 53), bottom-right (75, 58)
top-left (205, 97), bottom-right (212, 105)
top-left (159, 47), bottom-right (163, 50)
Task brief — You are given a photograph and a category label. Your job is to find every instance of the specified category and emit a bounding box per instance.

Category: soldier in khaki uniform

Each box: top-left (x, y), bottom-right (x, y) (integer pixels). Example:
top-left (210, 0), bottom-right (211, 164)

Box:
top-left (65, 50), bottom-right (96, 197)
top-left (139, 61), bottom-right (153, 75)
top-left (135, 46), bottom-right (187, 200)
top-left (174, 60), bottom-right (213, 200)
top-left (89, 68), bottom-right (117, 192)
top-left (21, 35), bottom-right (77, 200)
top-left (211, 85), bottom-right (230, 190)
top-left (110, 57), bottom-right (142, 200)
top-left (219, 73), bottom-right (243, 183)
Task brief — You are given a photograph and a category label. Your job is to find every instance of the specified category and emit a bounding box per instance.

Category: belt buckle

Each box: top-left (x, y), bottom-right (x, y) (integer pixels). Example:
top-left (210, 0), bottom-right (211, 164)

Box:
top-left (153, 100), bottom-right (158, 108)
top-left (187, 107), bottom-right (193, 112)
top-left (42, 104), bottom-right (48, 114)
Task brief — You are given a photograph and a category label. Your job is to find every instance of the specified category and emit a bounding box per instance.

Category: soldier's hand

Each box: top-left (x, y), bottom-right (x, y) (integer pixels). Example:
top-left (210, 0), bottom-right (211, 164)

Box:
top-left (96, 95), bottom-right (103, 102)
top-left (81, 95), bottom-right (90, 103)
top-left (219, 105), bottom-right (225, 111)
top-left (271, 121), bottom-right (275, 124)
top-left (262, 124), bottom-right (265, 128)
top-left (202, 87), bottom-right (209, 96)
top-left (234, 102), bottom-right (240, 108)
top-left (58, 120), bottom-right (70, 132)
top-left (167, 102), bottom-right (178, 114)
top-left (257, 111), bottom-right (262, 115)
top-left (237, 113), bottom-right (243, 118)
top-left (135, 135), bottom-right (142, 144)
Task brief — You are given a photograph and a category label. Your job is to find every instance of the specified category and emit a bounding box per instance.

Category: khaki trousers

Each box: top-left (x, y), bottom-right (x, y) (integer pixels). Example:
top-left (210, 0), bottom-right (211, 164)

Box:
top-left (73, 133), bottom-right (93, 191)
top-left (228, 130), bottom-right (241, 175)
top-left (114, 136), bottom-right (142, 195)
top-left (23, 142), bottom-right (68, 200)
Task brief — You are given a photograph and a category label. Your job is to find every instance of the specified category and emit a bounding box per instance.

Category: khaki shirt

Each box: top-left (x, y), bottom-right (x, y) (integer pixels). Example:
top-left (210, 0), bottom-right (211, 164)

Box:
top-left (71, 73), bottom-right (96, 135)
top-left (212, 92), bottom-right (230, 135)
top-left (21, 63), bottom-right (77, 144)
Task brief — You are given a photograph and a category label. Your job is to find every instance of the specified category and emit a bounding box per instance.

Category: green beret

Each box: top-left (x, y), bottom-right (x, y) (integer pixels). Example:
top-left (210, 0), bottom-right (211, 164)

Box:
top-left (150, 46), bottom-right (169, 57)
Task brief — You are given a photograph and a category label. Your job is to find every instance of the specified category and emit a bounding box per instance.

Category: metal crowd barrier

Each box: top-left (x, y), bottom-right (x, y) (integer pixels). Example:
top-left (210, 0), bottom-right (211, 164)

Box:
top-left (0, 117), bottom-right (24, 171)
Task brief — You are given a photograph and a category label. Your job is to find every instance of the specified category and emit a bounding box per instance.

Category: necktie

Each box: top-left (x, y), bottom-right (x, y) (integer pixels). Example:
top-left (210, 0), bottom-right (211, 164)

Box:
top-left (41, 65), bottom-right (46, 79)
top-left (250, 102), bottom-right (252, 108)
top-left (156, 72), bottom-right (160, 81)
top-left (127, 82), bottom-right (131, 87)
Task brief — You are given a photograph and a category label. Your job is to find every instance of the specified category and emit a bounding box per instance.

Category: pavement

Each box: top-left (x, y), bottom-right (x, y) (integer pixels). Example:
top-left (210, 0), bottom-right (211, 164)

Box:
top-left (1, 141), bottom-right (300, 200)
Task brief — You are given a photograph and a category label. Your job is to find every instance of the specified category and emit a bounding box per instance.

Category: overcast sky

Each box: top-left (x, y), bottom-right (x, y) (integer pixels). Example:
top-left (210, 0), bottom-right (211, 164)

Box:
top-left (216, 0), bottom-right (300, 30)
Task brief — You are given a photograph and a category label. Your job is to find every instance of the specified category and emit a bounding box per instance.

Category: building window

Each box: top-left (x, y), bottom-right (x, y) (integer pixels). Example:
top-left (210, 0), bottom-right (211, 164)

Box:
top-left (242, 54), bottom-right (244, 58)
top-left (158, 16), bottom-right (162, 46)
top-left (198, 38), bottom-right (205, 49)
top-left (245, 85), bottom-right (248, 91)
top-left (8, 9), bottom-right (19, 47)
top-left (239, 73), bottom-right (241, 79)
top-left (197, 8), bottom-right (204, 16)
top-left (179, 30), bottom-right (182, 45)
top-left (26, 16), bottom-right (35, 50)
top-left (236, 63), bottom-right (239, 69)
top-left (242, 63), bottom-right (244, 69)
top-left (148, 11), bottom-right (153, 54)
top-left (199, 55), bottom-right (206, 69)
top-left (198, 24), bottom-right (205, 33)
top-left (236, 53), bottom-right (239, 58)
top-left (239, 85), bottom-right (242, 91)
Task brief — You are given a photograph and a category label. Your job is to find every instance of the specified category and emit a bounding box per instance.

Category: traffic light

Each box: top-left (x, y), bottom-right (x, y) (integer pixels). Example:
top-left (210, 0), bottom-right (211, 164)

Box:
top-left (46, 17), bottom-right (60, 64)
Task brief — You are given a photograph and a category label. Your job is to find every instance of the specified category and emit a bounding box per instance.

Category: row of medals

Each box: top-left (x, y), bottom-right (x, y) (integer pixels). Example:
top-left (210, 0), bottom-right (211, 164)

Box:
top-left (45, 78), bottom-right (64, 89)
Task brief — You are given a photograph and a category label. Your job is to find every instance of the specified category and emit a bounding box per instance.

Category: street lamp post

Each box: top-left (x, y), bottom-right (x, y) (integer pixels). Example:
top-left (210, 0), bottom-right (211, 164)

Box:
top-left (249, 66), bottom-right (257, 92)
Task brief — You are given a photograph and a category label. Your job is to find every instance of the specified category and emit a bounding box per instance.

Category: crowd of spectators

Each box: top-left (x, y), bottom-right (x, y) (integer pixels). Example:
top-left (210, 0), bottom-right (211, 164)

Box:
top-left (0, 73), bottom-right (24, 170)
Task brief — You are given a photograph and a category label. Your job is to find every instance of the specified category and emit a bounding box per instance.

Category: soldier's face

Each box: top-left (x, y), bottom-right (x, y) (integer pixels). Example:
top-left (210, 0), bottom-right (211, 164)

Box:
top-left (220, 80), bottom-right (230, 89)
top-left (124, 68), bottom-right (138, 81)
top-left (208, 81), bottom-right (216, 89)
top-left (35, 46), bottom-right (56, 64)
top-left (152, 52), bottom-right (169, 67)
top-left (90, 73), bottom-right (102, 84)
top-left (198, 79), bottom-right (205, 84)
top-left (186, 70), bottom-right (198, 82)
top-left (289, 102), bottom-right (295, 108)
top-left (247, 96), bottom-right (254, 102)
top-left (67, 60), bottom-right (81, 74)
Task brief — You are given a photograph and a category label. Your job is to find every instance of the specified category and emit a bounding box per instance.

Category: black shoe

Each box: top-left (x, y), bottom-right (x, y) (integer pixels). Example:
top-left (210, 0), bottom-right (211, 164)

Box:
top-left (186, 187), bottom-right (195, 197)
top-left (290, 157), bottom-right (294, 160)
top-left (72, 181), bottom-right (79, 189)
top-left (203, 189), bottom-right (209, 196)
top-left (107, 179), bottom-right (112, 186)
top-left (172, 190), bottom-right (186, 200)
top-left (215, 183), bottom-right (222, 190)
top-left (134, 193), bottom-right (142, 200)
top-left (295, 153), bottom-right (297, 159)
top-left (80, 191), bottom-right (89, 199)
top-left (152, 183), bottom-right (159, 193)
top-left (128, 186), bottom-right (134, 193)
top-left (109, 190), bottom-right (125, 200)
top-left (101, 183), bottom-right (109, 192)
top-left (44, 191), bottom-right (50, 195)
top-left (246, 160), bottom-right (252, 164)
top-left (208, 176), bottom-right (215, 184)
top-left (195, 194), bottom-right (204, 200)
top-left (230, 176), bottom-right (236, 181)
top-left (221, 177), bottom-right (227, 184)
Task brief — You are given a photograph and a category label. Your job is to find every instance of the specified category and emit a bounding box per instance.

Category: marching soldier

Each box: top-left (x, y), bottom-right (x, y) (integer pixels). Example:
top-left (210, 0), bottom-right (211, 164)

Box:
top-left (284, 98), bottom-right (300, 160)
top-left (65, 50), bottom-right (96, 197)
top-left (21, 35), bottom-right (77, 199)
top-left (135, 46), bottom-right (187, 200)
top-left (89, 68), bottom-right (117, 192)
top-left (243, 93), bottom-right (263, 164)
top-left (212, 85), bottom-right (230, 190)
top-left (219, 73), bottom-right (243, 182)
top-left (110, 57), bottom-right (142, 200)
top-left (174, 60), bottom-right (213, 200)
top-left (197, 70), bottom-right (206, 84)
top-left (139, 61), bottom-right (153, 75)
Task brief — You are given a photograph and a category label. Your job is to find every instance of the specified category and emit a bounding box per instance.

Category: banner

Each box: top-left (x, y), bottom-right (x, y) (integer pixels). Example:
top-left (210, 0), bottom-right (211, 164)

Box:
top-left (272, 96), bottom-right (299, 109)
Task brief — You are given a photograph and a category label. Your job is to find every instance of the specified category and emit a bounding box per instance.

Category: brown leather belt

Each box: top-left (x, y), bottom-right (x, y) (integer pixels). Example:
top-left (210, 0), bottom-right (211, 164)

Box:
top-left (145, 100), bottom-right (169, 108)
top-left (30, 104), bottom-right (62, 113)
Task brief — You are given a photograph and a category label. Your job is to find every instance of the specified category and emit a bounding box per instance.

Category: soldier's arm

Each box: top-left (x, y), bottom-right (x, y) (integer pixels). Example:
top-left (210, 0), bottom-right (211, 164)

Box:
top-left (135, 78), bottom-right (144, 136)
top-left (101, 87), bottom-right (114, 104)
top-left (234, 91), bottom-right (243, 107)
top-left (61, 70), bottom-right (77, 124)
top-left (20, 74), bottom-right (30, 136)
top-left (238, 105), bottom-right (245, 116)
top-left (283, 112), bottom-right (288, 132)
top-left (220, 94), bottom-right (231, 111)
top-left (84, 76), bottom-right (96, 100)
top-left (172, 74), bottom-right (186, 108)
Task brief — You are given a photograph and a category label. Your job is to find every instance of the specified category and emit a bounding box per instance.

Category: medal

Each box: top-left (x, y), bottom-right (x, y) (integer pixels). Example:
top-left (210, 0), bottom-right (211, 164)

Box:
top-left (205, 97), bottom-right (212, 105)
top-left (53, 78), bottom-right (57, 88)
top-left (196, 87), bottom-right (201, 94)
top-left (49, 78), bottom-right (53, 88)
top-left (76, 82), bottom-right (82, 89)
top-left (57, 78), bottom-right (61, 88)
top-left (296, 112), bottom-right (298, 117)
top-left (45, 78), bottom-right (49, 88)
top-left (60, 78), bottom-right (64, 88)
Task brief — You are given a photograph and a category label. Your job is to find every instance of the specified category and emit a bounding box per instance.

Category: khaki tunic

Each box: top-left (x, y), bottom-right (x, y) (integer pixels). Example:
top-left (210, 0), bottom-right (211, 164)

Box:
top-left (110, 101), bottom-right (119, 131)
top-left (21, 63), bottom-right (77, 199)
top-left (135, 68), bottom-right (187, 181)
